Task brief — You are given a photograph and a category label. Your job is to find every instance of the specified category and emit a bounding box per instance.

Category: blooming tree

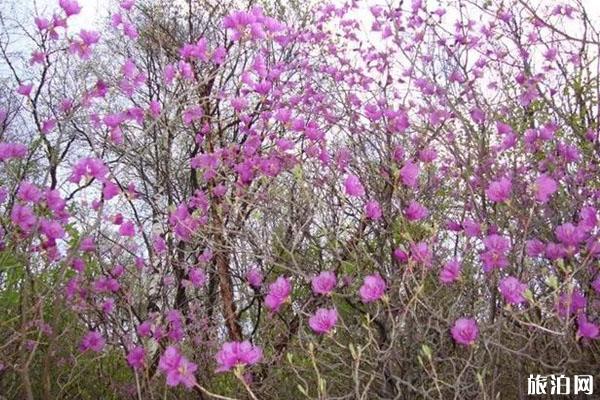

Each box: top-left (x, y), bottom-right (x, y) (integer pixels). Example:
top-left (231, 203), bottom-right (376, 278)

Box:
top-left (0, 0), bottom-right (599, 398)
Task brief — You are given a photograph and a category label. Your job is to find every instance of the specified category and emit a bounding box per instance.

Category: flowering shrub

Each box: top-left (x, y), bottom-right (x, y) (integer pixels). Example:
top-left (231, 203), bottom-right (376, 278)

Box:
top-left (0, 0), bottom-right (599, 398)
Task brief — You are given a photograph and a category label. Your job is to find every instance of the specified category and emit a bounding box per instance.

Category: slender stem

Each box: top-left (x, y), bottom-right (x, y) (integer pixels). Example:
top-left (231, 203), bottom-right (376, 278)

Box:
top-left (234, 368), bottom-right (259, 400)
top-left (194, 382), bottom-right (240, 400)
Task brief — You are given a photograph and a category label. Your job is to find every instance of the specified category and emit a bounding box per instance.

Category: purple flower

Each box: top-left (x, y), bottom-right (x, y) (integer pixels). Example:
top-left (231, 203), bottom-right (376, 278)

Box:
top-left (359, 273), bottom-right (386, 303)
top-left (79, 236), bottom-right (96, 252)
top-left (11, 204), bottom-right (37, 233)
top-left (534, 174), bottom-right (557, 203)
top-left (59, 0), bottom-right (81, 16)
top-left (308, 308), bottom-right (338, 335)
top-left (480, 234), bottom-right (510, 272)
top-left (265, 276), bottom-right (292, 313)
top-left (544, 242), bottom-right (566, 260)
top-left (404, 200), bottom-right (428, 221)
top-left (152, 235), bottom-right (167, 254)
top-left (158, 346), bottom-right (197, 388)
top-left (577, 316), bottom-right (599, 339)
top-left (498, 276), bottom-right (528, 305)
top-left (215, 341), bottom-right (262, 372)
top-left (592, 275), bottom-right (600, 294)
top-left (470, 107), bottom-right (485, 124)
top-left (39, 224), bottom-right (63, 249)
top-left (79, 331), bottom-right (105, 353)
top-left (246, 267), bottom-right (263, 289)
top-left (485, 177), bottom-right (512, 203)
top-left (451, 318), bottom-right (478, 346)
top-left (526, 239), bottom-right (545, 257)
top-left (579, 206), bottom-right (597, 232)
top-left (119, 220), bottom-right (135, 237)
top-left (188, 268), bottom-right (206, 287)
top-left (364, 200), bottom-right (382, 220)
top-left (0, 142), bottom-right (28, 161)
top-left (17, 83), bottom-right (33, 96)
top-left (70, 157), bottom-right (108, 183)
top-left (400, 160), bottom-right (419, 188)
top-left (410, 241), bottom-right (432, 267)
top-left (393, 248), bottom-right (408, 263)
top-left (554, 223), bottom-right (585, 248)
top-left (311, 271), bottom-right (337, 296)
top-left (439, 259), bottom-right (461, 284)
top-left (127, 346), bottom-right (145, 369)
top-left (17, 181), bottom-right (42, 203)
top-left (463, 219), bottom-right (481, 237)
top-left (556, 290), bottom-right (586, 318)
top-left (344, 174), bottom-right (365, 197)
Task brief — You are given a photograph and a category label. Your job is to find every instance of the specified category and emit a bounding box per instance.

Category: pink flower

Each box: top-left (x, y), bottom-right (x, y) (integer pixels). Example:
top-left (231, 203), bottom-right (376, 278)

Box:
top-left (70, 157), bottom-right (108, 183)
top-left (393, 248), bottom-right (408, 263)
top-left (119, 220), bottom-right (135, 237)
top-left (17, 83), bottom-right (33, 96)
top-left (399, 160), bottom-right (419, 188)
top-left (127, 346), bottom-right (145, 369)
top-left (79, 236), bottom-right (95, 252)
top-left (344, 174), bottom-right (365, 197)
top-left (498, 276), bottom-right (528, 305)
top-left (148, 100), bottom-right (162, 118)
top-left (463, 218), bottom-right (481, 237)
top-left (364, 200), bottom-right (382, 220)
top-left (534, 174), bottom-right (557, 203)
top-left (103, 181), bottom-right (120, 200)
top-left (470, 107), bottom-right (485, 124)
top-left (577, 316), bottom-right (599, 339)
top-left (0, 142), bottom-right (28, 161)
top-left (69, 30), bottom-right (100, 59)
top-left (59, 0), bottom-right (81, 16)
top-left (79, 331), bottom-right (105, 352)
top-left (182, 105), bottom-right (203, 126)
top-left (137, 321), bottom-right (152, 337)
top-left (579, 206), bottom-right (597, 229)
top-left (480, 234), bottom-right (510, 272)
top-left (308, 308), bottom-right (338, 334)
top-left (41, 119), bottom-right (56, 134)
top-left (311, 271), bottom-right (337, 296)
top-left (213, 46), bottom-right (227, 64)
top-left (40, 219), bottom-right (65, 240)
top-left (71, 258), bottom-right (85, 273)
top-left (17, 181), bottom-right (42, 203)
top-left (556, 290), bottom-right (586, 318)
top-left (188, 268), bottom-right (206, 287)
top-left (554, 223), bottom-right (585, 248)
top-left (11, 204), bottom-right (37, 233)
top-left (215, 341), bottom-right (262, 372)
top-left (28, 50), bottom-right (44, 65)
top-left (265, 276), bottom-right (292, 313)
top-left (101, 298), bottom-right (115, 314)
top-left (120, 0), bottom-right (135, 10)
top-left (246, 267), bottom-right (263, 288)
top-left (35, 17), bottom-right (50, 30)
top-left (410, 241), bottom-right (432, 267)
top-left (451, 318), bottom-right (478, 346)
top-left (485, 177), bottom-right (512, 203)
top-left (439, 259), bottom-right (461, 284)
top-left (152, 235), bottom-right (167, 254)
top-left (525, 239), bottom-right (545, 257)
top-left (359, 273), bottom-right (386, 303)
top-left (158, 347), bottom-right (197, 388)
top-left (404, 200), bottom-right (428, 221)
top-left (592, 275), bottom-right (600, 294)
